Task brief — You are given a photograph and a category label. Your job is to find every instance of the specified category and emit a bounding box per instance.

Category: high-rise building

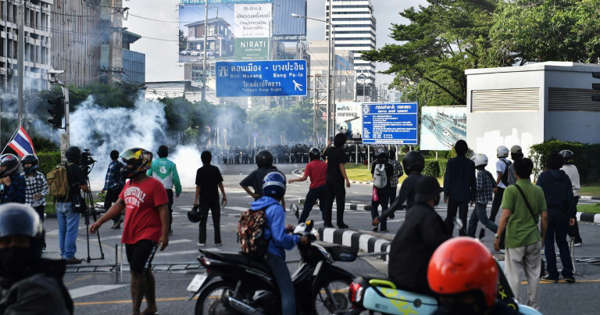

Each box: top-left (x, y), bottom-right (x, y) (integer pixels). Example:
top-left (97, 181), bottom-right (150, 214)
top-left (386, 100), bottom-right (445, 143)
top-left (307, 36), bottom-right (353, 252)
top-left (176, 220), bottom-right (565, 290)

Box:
top-left (326, 0), bottom-right (375, 94)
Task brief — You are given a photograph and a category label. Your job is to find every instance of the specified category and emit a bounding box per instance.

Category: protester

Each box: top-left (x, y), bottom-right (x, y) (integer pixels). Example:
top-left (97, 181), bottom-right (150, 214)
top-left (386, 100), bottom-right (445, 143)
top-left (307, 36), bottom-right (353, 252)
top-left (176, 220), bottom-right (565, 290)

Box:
top-left (102, 150), bottom-right (125, 229)
top-left (374, 151), bottom-right (425, 225)
top-left (560, 149), bottom-right (583, 246)
top-left (489, 145), bottom-right (511, 223)
top-left (494, 158), bottom-right (548, 309)
top-left (0, 153), bottom-right (25, 204)
top-left (443, 140), bottom-right (476, 235)
top-left (467, 153), bottom-right (498, 238)
top-left (370, 148), bottom-right (394, 232)
top-left (148, 145), bottom-right (181, 234)
top-left (324, 133), bottom-right (351, 229)
top-left (91, 148), bottom-right (169, 315)
top-left (22, 155), bottom-right (48, 248)
top-left (429, 237), bottom-right (519, 315)
top-left (56, 147), bottom-right (87, 264)
top-left (388, 176), bottom-right (450, 294)
top-left (249, 171), bottom-right (309, 315)
top-left (387, 148), bottom-right (404, 213)
top-left (505, 145), bottom-right (524, 186)
top-left (288, 148), bottom-right (332, 226)
top-left (240, 150), bottom-right (286, 208)
top-left (0, 203), bottom-right (73, 314)
top-left (536, 152), bottom-right (576, 283)
top-left (193, 151), bottom-right (227, 247)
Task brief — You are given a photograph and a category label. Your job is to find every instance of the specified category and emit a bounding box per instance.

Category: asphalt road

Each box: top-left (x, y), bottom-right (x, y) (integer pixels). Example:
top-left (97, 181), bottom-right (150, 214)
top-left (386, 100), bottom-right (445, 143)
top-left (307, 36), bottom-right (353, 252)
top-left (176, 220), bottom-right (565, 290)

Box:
top-left (39, 163), bottom-right (600, 315)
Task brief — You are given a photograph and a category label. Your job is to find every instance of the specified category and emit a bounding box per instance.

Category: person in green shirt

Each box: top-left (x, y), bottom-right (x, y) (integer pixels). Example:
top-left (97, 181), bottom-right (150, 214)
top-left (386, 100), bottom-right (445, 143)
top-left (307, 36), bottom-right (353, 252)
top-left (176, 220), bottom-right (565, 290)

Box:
top-left (494, 158), bottom-right (547, 310)
top-left (147, 145), bottom-right (182, 233)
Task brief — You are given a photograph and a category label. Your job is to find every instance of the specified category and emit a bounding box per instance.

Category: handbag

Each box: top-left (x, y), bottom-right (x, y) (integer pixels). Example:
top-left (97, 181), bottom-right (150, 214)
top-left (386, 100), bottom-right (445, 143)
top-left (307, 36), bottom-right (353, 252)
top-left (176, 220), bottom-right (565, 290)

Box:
top-left (498, 184), bottom-right (538, 250)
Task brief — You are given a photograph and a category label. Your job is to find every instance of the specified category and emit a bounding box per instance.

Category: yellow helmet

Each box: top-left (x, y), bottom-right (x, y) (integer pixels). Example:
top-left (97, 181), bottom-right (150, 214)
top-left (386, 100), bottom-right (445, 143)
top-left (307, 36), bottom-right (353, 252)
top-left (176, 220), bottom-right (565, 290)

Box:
top-left (120, 148), bottom-right (153, 179)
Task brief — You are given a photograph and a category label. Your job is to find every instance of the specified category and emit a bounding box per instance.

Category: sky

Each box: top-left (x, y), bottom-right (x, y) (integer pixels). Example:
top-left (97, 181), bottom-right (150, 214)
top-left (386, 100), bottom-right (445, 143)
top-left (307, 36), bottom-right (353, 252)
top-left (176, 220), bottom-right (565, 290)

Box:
top-left (124, 0), bottom-right (427, 88)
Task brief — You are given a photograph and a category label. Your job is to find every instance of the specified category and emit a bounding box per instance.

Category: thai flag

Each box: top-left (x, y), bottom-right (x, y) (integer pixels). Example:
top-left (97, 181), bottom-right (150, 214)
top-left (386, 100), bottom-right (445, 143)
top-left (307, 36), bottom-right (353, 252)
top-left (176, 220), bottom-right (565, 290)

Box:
top-left (8, 127), bottom-right (36, 158)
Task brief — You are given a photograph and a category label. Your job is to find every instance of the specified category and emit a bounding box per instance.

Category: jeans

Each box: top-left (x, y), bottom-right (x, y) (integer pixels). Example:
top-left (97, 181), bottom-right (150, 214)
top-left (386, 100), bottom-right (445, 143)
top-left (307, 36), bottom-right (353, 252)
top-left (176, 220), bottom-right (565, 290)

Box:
top-left (166, 189), bottom-right (174, 231)
top-left (545, 211), bottom-right (574, 278)
top-left (198, 200), bottom-right (221, 244)
top-left (445, 198), bottom-right (469, 235)
top-left (299, 185), bottom-right (331, 225)
top-left (56, 202), bottom-right (80, 259)
top-left (505, 241), bottom-right (542, 309)
top-left (326, 180), bottom-right (346, 226)
top-left (467, 203), bottom-right (498, 236)
top-left (489, 187), bottom-right (505, 222)
top-left (266, 253), bottom-right (295, 315)
top-left (371, 187), bottom-right (389, 230)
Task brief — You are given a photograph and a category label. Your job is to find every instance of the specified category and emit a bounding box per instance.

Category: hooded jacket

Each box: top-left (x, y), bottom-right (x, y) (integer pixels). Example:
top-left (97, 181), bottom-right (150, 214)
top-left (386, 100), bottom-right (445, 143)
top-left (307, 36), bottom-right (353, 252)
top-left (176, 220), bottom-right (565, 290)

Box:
top-left (250, 196), bottom-right (299, 258)
top-left (536, 169), bottom-right (575, 217)
top-left (0, 174), bottom-right (25, 204)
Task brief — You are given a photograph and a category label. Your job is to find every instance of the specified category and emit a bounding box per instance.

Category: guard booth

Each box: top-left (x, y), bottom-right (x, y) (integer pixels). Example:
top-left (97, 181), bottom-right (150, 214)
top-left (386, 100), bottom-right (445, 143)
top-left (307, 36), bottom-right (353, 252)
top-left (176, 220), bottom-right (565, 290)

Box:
top-left (465, 62), bottom-right (600, 169)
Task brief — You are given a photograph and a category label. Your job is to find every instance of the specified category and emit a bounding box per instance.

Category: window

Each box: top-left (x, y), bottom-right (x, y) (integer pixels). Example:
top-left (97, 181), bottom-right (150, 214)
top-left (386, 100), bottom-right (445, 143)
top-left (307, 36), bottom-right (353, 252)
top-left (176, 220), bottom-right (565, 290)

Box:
top-left (548, 88), bottom-right (600, 111)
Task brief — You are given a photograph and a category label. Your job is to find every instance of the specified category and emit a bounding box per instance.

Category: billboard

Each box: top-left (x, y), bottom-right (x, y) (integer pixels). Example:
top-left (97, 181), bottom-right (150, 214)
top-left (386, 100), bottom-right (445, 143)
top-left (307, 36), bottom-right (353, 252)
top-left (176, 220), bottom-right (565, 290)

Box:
top-left (336, 102), bottom-right (363, 140)
top-left (420, 106), bottom-right (467, 151)
top-left (362, 103), bottom-right (419, 145)
top-left (179, 1), bottom-right (272, 63)
top-left (272, 0), bottom-right (306, 36)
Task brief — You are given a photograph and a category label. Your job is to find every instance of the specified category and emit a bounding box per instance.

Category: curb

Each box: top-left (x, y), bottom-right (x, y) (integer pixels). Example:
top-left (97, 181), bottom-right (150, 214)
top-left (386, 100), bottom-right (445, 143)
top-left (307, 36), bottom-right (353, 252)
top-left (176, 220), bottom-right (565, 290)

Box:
top-left (316, 227), bottom-right (391, 261)
top-left (580, 196), bottom-right (600, 201)
top-left (577, 212), bottom-right (600, 224)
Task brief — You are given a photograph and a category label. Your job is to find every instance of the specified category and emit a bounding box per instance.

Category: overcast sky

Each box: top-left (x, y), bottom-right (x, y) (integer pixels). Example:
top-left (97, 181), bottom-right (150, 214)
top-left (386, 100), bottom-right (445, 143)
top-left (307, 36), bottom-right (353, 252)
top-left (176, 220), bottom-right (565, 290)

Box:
top-left (124, 0), bottom-right (427, 87)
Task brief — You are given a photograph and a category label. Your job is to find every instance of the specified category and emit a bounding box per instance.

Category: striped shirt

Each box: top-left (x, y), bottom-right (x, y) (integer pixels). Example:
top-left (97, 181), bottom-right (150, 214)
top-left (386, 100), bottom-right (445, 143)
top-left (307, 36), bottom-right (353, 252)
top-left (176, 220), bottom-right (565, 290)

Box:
top-left (25, 171), bottom-right (48, 207)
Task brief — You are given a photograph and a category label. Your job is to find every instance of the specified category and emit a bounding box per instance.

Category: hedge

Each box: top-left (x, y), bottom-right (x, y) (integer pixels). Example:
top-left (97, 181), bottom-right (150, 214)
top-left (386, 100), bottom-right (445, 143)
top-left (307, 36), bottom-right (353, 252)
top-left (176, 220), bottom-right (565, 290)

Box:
top-left (423, 158), bottom-right (448, 178)
top-left (530, 140), bottom-right (600, 184)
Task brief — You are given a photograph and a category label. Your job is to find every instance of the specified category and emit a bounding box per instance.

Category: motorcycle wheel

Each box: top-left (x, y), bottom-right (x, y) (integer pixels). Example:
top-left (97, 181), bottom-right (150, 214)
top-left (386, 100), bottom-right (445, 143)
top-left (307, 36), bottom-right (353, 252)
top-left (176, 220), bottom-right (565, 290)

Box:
top-left (194, 280), bottom-right (238, 315)
top-left (313, 279), bottom-right (352, 314)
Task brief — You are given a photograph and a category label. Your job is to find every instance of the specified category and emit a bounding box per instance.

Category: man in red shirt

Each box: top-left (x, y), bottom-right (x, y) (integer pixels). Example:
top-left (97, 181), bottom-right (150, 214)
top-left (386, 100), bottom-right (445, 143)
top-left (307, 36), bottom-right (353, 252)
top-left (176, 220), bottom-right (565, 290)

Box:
top-left (90, 148), bottom-right (169, 315)
top-left (289, 148), bottom-right (332, 227)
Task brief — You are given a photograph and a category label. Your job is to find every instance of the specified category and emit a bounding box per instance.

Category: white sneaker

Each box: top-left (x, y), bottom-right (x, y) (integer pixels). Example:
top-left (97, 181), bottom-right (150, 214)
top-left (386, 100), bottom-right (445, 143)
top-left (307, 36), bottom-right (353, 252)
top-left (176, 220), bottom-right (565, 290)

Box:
top-left (197, 242), bottom-right (205, 247)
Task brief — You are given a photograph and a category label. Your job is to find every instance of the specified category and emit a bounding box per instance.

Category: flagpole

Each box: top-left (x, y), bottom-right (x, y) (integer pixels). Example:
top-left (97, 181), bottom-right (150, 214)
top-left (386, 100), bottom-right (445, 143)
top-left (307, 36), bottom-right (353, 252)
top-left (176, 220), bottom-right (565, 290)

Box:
top-left (0, 126), bottom-right (20, 155)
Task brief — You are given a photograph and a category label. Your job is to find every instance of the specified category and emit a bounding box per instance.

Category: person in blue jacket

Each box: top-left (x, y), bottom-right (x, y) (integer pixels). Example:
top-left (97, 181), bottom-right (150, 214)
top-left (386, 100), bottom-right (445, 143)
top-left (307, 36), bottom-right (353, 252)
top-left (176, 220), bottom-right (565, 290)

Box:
top-left (249, 171), bottom-right (308, 315)
top-left (0, 154), bottom-right (26, 204)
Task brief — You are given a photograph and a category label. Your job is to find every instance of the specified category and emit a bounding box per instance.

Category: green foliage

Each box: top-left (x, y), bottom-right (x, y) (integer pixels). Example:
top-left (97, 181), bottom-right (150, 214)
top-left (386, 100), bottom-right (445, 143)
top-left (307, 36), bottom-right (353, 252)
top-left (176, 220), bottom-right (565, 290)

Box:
top-left (423, 159), bottom-right (448, 178)
top-left (37, 151), bottom-right (61, 175)
top-left (68, 82), bottom-right (141, 110)
top-left (530, 140), bottom-right (600, 184)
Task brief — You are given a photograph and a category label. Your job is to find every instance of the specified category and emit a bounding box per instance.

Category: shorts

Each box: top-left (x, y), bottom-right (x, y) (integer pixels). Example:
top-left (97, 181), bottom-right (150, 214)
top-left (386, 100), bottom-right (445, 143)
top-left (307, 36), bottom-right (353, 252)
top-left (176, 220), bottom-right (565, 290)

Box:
top-left (125, 240), bottom-right (158, 273)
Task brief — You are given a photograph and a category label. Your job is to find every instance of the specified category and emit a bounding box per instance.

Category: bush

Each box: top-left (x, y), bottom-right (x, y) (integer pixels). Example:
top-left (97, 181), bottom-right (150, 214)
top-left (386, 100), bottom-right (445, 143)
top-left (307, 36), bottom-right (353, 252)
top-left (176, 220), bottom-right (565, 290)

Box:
top-left (530, 140), bottom-right (600, 184)
top-left (423, 159), bottom-right (448, 178)
top-left (38, 151), bottom-right (61, 175)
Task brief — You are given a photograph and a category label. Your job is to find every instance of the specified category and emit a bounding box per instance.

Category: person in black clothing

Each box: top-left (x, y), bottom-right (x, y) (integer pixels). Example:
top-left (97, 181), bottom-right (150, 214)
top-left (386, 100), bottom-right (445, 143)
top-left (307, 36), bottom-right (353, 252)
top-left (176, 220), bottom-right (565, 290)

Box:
top-left (0, 203), bottom-right (73, 314)
top-left (443, 140), bottom-right (476, 235)
top-left (374, 151), bottom-right (425, 226)
top-left (370, 148), bottom-right (394, 232)
top-left (240, 150), bottom-right (285, 208)
top-left (536, 152), bottom-right (576, 283)
top-left (325, 133), bottom-right (351, 229)
top-left (194, 151), bottom-right (227, 247)
top-left (0, 154), bottom-right (26, 204)
top-left (388, 176), bottom-right (450, 294)
top-left (102, 150), bottom-right (125, 229)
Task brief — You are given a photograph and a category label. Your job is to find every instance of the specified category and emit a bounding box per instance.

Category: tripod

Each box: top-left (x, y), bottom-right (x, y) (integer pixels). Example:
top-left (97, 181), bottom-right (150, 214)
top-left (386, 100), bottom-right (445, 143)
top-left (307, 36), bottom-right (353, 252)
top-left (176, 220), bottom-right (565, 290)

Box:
top-left (83, 177), bottom-right (105, 263)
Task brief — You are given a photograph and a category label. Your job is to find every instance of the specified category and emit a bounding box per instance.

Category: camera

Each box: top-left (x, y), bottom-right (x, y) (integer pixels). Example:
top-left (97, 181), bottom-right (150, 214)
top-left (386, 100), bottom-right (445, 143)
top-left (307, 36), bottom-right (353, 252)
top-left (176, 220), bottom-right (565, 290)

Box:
top-left (80, 149), bottom-right (96, 166)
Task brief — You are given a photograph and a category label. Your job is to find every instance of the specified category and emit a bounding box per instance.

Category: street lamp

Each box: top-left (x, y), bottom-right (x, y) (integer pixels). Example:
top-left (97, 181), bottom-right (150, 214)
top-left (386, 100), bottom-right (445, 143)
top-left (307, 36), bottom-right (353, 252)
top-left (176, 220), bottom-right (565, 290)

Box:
top-left (291, 8), bottom-right (335, 145)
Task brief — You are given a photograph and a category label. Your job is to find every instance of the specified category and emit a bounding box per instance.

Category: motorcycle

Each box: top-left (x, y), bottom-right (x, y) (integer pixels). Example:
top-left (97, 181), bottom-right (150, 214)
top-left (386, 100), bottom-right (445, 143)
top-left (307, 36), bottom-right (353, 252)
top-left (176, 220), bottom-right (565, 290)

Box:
top-left (187, 221), bottom-right (357, 314)
top-left (347, 261), bottom-right (542, 315)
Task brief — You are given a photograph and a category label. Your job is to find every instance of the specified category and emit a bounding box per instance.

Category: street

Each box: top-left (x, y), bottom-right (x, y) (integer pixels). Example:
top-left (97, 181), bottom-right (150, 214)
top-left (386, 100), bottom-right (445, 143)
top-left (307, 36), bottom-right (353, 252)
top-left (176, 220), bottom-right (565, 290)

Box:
top-left (36, 164), bottom-right (600, 315)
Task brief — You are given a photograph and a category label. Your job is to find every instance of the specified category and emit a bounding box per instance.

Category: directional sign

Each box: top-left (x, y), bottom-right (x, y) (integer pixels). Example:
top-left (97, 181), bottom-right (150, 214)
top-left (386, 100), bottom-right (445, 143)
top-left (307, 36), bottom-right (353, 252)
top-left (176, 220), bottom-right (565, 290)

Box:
top-left (216, 60), bottom-right (307, 97)
top-left (362, 103), bottom-right (419, 145)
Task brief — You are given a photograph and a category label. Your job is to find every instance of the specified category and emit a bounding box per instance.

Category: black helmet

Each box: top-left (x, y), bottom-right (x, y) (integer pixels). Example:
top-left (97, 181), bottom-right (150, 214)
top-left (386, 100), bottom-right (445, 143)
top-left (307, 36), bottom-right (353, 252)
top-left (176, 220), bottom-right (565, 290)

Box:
top-left (402, 151), bottom-right (425, 174)
top-left (559, 150), bottom-right (574, 163)
top-left (120, 148), bottom-right (153, 179)
top-left (0, 203), bottom-right (42, 239)
top-left (309, 147), bottom-right (321, 160)
top-left (0, 154), bottom-right (20, 178)
top-left (187, 206), bottom-right (201, 223)
top-left (66, 146), bottom-right (81, 164)
top-left (21, 155), bottom-right (39, 175)
top-left (375, 148), bottom-right (387, 159)
top-left (414, 176), bottom-right (443, 203)
top-left (256, 150), bottom-right (273, 168)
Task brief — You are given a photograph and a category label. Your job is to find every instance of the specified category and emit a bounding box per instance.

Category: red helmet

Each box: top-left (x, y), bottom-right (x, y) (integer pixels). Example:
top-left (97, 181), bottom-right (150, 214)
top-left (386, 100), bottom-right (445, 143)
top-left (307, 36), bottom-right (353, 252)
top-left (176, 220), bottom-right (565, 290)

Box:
top-left (427, 237), bottom-right (498, 307)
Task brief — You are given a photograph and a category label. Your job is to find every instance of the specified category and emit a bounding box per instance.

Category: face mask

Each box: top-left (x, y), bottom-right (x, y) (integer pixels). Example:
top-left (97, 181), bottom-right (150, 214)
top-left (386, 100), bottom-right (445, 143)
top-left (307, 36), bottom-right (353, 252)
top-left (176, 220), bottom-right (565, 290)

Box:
top-left (0, 248), bottom-right (36, 281)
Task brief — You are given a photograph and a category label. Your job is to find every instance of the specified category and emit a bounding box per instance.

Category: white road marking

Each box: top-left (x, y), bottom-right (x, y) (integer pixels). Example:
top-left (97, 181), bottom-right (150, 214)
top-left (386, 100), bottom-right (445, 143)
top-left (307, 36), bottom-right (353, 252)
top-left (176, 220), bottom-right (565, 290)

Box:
top-left (225, 206), bottom-right (248, 212)
top-left (47, 229), bottom-right (58, 236)
top-left (69, 285), bottom-right (127, 299)
top-left (156, 250), bottom-right (198, 257)
top-left (101, 235), bottom-right (123, 241)
top-left (169, 239), bottom-right (192, 245)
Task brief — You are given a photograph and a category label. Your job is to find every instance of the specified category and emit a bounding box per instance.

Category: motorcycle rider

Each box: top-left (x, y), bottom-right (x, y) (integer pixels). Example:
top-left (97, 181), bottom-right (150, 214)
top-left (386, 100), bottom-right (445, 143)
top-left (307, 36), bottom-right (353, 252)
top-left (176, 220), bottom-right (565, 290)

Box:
top-left (0, 154), bottom-right (26, 204)
top-left (428, 237), bottom-right (519, 315)
top-left (249, 171), bottom-right (308, 315)
top-left (0, 203), bottom-right (73, 314)
top-left (241, 150), bottom-right (286, 209)
top-left (388, 176), bottom-right (451, 294)
top-left (560, 149), bottom-right (583, 246)
top-left (373, 151), bottom-right (425, 226)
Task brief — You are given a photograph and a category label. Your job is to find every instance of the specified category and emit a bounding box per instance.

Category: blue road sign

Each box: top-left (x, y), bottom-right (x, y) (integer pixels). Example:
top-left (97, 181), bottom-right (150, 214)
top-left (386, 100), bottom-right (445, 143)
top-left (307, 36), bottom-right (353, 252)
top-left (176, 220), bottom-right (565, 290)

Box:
top-left (362, 103), bottom-right (419, 145)
top-left (216, 60), bottom-right (307, 97)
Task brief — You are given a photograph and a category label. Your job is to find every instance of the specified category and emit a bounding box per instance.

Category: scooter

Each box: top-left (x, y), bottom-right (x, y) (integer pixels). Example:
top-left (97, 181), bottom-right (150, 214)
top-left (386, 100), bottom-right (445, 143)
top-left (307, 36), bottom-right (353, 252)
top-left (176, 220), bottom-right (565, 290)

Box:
top-left (347, 261), bottom-right (542, 315)
top-left (187, 221), bottom-right (357, 315)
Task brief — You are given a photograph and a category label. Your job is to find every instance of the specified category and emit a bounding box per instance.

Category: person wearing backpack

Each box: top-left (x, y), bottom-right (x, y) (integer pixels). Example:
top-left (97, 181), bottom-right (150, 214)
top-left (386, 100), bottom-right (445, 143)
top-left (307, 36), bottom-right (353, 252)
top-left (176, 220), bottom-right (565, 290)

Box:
top-left (0, 154), bottom-right (26, 204)
top-left (246, 171), bottom-right (309, 315)
top-left (560, 149), bottom-right (583, 246)
top-left (489, 146), bottom-right (512, 225)
top-left (536, 152), bottom-right (576, 283)
top-left (370, 148), bottom-right (393, 232)
top-left (467, 154), bottom-right (498, 237)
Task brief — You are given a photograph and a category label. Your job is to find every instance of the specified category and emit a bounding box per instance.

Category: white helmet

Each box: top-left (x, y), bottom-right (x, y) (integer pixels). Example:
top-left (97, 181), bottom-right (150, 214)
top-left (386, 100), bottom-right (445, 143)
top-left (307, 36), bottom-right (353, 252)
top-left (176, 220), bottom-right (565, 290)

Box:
top-left (496, 145), bottom-right (509, 158)
top-left (472, 153), bottom-right (488, 167)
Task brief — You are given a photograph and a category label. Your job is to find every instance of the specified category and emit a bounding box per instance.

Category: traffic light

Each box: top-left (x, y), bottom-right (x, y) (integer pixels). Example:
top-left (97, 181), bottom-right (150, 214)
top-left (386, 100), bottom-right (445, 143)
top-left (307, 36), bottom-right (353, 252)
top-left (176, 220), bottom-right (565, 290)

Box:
top-left (592, 72), bottom-right (600, 102)
top-left (47, 96), bottom-right (65, 129)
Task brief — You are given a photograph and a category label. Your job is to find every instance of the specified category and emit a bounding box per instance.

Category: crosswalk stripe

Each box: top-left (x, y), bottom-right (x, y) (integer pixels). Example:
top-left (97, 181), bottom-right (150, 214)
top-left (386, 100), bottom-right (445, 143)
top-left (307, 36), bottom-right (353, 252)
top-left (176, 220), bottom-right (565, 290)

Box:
top-left (69, 285), bottom-right (127, 299)
top-left (156, 250), bottom-right (198, 257)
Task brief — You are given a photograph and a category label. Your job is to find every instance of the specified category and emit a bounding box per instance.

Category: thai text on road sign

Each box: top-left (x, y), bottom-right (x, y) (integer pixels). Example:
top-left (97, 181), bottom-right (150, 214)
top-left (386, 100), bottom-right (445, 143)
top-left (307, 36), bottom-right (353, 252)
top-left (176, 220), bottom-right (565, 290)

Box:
top-left (362, 103), bottom-right (419, 145)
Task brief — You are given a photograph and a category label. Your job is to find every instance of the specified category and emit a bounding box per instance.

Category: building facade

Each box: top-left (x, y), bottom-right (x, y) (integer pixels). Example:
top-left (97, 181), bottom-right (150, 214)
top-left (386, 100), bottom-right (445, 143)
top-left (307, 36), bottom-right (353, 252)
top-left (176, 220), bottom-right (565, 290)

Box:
top-left (0, 0), bottom-right (53, 92)
top-left (122, 30), bottom-right (144, 84)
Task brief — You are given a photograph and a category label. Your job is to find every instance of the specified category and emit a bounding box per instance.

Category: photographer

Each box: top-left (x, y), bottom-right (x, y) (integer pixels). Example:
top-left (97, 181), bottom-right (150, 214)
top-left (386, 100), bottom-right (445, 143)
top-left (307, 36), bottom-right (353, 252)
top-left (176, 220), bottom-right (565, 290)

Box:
top-left (56, 147), bottom-right (88, 264)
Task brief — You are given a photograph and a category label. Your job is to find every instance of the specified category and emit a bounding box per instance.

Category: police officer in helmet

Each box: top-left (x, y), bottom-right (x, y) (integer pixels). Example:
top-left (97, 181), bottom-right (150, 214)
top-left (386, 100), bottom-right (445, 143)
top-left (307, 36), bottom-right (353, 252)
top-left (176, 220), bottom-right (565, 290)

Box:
top-left (0, 203), bottom-right (73, 314)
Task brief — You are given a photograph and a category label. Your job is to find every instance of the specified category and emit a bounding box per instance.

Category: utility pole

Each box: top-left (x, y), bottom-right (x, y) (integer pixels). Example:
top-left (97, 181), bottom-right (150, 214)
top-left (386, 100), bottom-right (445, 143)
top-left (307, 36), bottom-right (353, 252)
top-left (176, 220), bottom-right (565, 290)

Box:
top-left (202, 0), bottom-right (208, 102)
top-left (312, 74), bottom-right (318, 145)
top-left (326, 0), bottom-right (333, 142)
top-left (17, 0), bottom-right (25, 127)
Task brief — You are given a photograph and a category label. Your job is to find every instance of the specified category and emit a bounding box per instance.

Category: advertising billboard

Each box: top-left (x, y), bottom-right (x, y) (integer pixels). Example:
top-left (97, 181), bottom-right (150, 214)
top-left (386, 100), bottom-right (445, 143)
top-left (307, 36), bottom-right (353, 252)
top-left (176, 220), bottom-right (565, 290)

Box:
top-left (179, 1), bottom-right (272, 63)
top-left (420, 106), bottom-right (467, 151)
top-left (336, 102), bottom-right (363, 140)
